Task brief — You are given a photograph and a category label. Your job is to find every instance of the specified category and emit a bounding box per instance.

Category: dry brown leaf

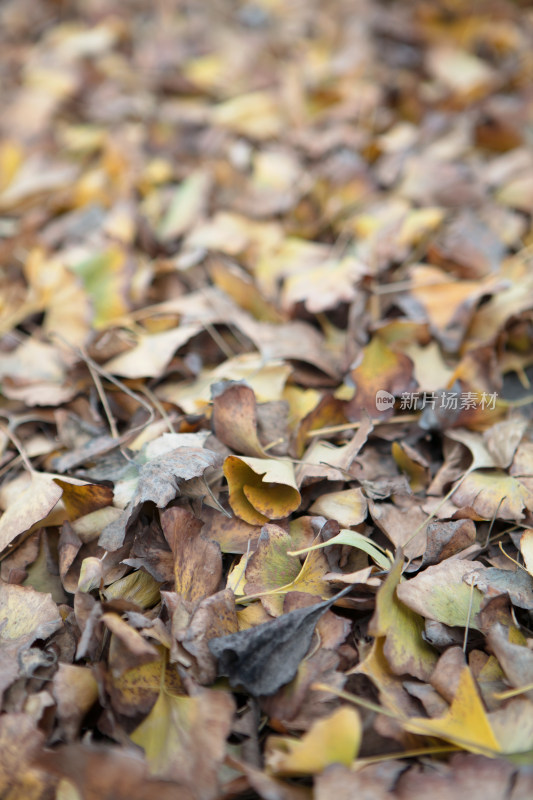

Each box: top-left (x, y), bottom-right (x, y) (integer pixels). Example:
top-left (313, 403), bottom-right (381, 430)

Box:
top-left (211, 381), bottom-right (267, 457)
top-left (160, 505), bottom-right (222, 606)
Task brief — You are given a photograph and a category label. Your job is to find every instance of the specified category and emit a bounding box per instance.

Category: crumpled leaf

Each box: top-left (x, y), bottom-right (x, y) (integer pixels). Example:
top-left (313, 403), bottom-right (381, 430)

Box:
top-left (178, 589), bottom-right (238, 684)
top-left (103, 613), bottom-right (159, 674)
top-left (208, 587), bottom-right (351, 696)
top-left (224, 456), bottom-right (301, 525)
top-left (0, 582), bottom-right (63, 700)
top-left (99, 447), bottom-right (222, 550)
top-left (296, 414), bottom-right (373, 484)
top-left (470, 567), bottom-right (533, 611)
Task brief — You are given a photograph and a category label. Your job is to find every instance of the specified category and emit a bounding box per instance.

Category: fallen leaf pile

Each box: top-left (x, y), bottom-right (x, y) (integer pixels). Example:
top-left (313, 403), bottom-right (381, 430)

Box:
top-left (2, 0), bottom-right (533, 797)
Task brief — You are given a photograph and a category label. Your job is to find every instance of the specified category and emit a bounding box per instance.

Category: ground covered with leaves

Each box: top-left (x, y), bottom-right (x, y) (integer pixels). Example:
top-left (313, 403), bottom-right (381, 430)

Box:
top-left (1, 0), bottom-right (533, 797)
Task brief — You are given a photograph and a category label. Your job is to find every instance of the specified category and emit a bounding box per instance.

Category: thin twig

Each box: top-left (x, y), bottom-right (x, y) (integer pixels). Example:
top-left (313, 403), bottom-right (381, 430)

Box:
top-left (139, 384), bottom-right (176, 434)
top-left (462, 577), bottom-right (475, 653)
top-left (0, 422), bottom-right (35, 474)
top-left (306, 413), bottom-right (419, 438)
top-left (84, 349), bottom-right (119, 440)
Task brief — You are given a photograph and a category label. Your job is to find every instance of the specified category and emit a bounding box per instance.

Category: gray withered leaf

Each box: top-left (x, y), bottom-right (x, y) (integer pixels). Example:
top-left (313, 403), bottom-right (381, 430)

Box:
top-left (99, 447), bottom-right (222, 551)
top-left (133, 447), bottom-right (222, 507)
top-left (208, 586), bottom-right (351, 696)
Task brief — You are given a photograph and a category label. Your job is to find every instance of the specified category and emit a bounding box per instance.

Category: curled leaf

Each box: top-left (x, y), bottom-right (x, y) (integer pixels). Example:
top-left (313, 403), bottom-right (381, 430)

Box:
top-left (224, 456), bottom-right (301, 525)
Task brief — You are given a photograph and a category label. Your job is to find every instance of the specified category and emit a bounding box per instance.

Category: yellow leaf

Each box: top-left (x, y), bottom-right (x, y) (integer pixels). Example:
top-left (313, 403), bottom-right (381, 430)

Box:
top-left (265, 706), bottom-right (361, 776)
top-left (452, 470), bottom-right (533, 521)
top-left (403, 340), bottom-right (453, 393)
top-left (354, 638), bottom-right (421, 723)
top-left (104, 326), bottom-right (202, 379)
top-left (103, 570), bottom-right (161, 609)
top-left (404, 666), bottom-right (502, 755)
top-left (408, 264), bottom-right (497, 340)
top-left (282, 256), bottom-right (366, 314)
top-left (255, 237), bottom-right (329, 299)
top-left (346, 335), bottom-right (414, 417)
top-left (370, 560), bottom-right (437, 681)
top-left (397, 207), bottom-right (445, 248)
top-left (158, 170), bottom-right (211, 241)
top-left (212, 90), bottom-right (284, 138)
top-left (159, 352), bottom-right (290, 415)
top-left (130, 687), bottom-right (234, 795)
top-left (68, 246), bottom-right (129, 328)
top-left (392, 441), bottom-right (428, 492)
top-left (309, 488), bottom-right (368, 528)
top-left (23, 249), bottom-right (92, 347)
top-left (53, 478), bottom-right (113, 521)
top-left (108, 648), bottom-right (182, 717)
top-left (0, 140), bottom-right (24, 192)
top-left (285, 549), bottom-right (331, 598)
top-left (396, 559), bottom-right (484, 630)
top-left (224, 456), bottom-right (301, 525)
top-left (289, 528), bottom-right (392, 571)
top-left (226, 554), bottom-right (250, 596)
top-left (242, 524), bottom-right (330, 614)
